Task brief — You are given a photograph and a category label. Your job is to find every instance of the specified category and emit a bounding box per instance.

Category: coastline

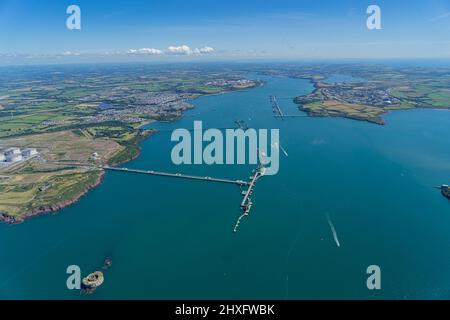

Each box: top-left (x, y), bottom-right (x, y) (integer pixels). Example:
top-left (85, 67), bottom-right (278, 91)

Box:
top-left (108, 129), bottom-right (155, 167)
top-left (0, 82), bottom-right (262, 225)
top-left (292, 77), bottom-right (386, 126)
top-left (293, 75), bottom-right (450, 126)
top-left (0, 170), bottom-right (105, 225)
top-left (0, 130), bottom-right (154, 225)
top-left (0, 131), bottom-right (154, 225)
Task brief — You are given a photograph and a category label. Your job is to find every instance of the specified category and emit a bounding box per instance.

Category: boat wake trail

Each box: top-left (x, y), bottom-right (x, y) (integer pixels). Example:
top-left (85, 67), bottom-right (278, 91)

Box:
top-left (280, 145), bottom-right (288, 157)
top-left (326, 213), bottom-right (341, 248)
top-left (273, 142), bottom-right (289, 157)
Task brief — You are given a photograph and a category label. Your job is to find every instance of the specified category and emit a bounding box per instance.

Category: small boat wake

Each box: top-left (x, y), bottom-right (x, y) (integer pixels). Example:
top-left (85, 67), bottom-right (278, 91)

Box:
top-left (326, 213), bottom-right (341, 248)
top-left (280, 145), bottom-right (289, 157)
top-left (273, 142), bottom-right (289, 157)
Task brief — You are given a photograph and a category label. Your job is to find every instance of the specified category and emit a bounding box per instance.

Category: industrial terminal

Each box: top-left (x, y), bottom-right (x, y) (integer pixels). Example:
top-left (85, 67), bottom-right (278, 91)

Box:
top-left (0, 147), bottom-right (38, 165)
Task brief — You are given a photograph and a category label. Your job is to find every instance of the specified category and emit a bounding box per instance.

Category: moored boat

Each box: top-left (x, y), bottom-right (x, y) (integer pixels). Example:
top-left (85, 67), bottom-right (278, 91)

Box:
top-left (441, 185), bottom-right (450, 200)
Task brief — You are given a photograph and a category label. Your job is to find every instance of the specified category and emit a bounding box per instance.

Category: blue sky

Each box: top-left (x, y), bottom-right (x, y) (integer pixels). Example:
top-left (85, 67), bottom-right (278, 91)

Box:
top-left (1, 0), bottom-right (450, 63)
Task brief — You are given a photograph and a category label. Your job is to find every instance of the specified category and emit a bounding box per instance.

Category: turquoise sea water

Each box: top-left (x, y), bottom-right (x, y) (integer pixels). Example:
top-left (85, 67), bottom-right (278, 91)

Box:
top-left (1, 75), bottom-right (450, 299)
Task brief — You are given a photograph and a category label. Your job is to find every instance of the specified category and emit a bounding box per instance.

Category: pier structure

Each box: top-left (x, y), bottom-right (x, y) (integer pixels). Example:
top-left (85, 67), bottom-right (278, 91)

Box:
top-left (102, 165), bottom-right (249, 187)
top-left (274, 114), bottom-right (307, 118)
top-left (103, 164), bottom-right (264, 233)
top-left (45, 161), bottom-right (249, 187)
top-left (233, 165), bottom-right (264, 233)
top-left (270, 95), bottom-right (308, 118)
top-left (233, 150), bottom-right (267, 233)
top-left (48, 157), bottom-right (265, 233)
top-left (270, 95), bottom-right (284, 120)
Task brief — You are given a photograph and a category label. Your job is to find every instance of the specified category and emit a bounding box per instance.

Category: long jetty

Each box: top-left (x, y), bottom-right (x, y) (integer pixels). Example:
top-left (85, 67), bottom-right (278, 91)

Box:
top-left (270, 95), bottom-right (284, 120)
top-left (233, 165), bottom-right (264, 233)
top-left (45, 161), bottom-right (249, 187)
top-left (274, 114), bottom-right (308, 118)
top-left (271, 95), bottom-right (309, 118)
top-left (47, 157), bottom-right (264, 233)
top-left (233, 149), bottom-right (267, 233)
top-left (103, 166), bottom-right (249, 186)
top-left (240, 169), bottom-right (261, 208)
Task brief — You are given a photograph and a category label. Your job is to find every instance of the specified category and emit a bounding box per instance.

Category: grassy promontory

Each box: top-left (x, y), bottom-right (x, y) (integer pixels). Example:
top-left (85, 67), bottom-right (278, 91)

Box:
top-left (0, 126), bottom-right (151, 223)
top-left (293, 69), bottom-right (450, 125)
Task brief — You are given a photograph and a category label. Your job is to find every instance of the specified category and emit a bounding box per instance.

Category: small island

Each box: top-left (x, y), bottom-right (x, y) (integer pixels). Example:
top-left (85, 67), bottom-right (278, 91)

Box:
top-left (82, 271), bottom-right (105, 295)
top-left (80, 258), bottom-right (112, 295)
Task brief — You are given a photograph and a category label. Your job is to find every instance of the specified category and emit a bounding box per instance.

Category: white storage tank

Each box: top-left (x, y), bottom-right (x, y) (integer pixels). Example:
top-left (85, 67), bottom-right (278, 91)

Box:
top-left (6, 154), bottom-right (23, 163)
top-left (22, 148), bottom-right (38, 157)
top-left (4, 147), bottom-right (21, 156)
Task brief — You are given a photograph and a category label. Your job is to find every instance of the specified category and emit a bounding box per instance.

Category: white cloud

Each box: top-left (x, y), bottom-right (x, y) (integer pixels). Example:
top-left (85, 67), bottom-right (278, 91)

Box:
top-left (167, 45), bottom-right (215, 55)
top-left (195, 46), bottom-right (215, 54)
top-left (167, 45), bottom-right (193, 55)
top-left (62, 51), bottom-right (81, 56)
top-left (125, 45), bottom-right (215, 56)
top-left (127, 48), bottom-right (163, 55)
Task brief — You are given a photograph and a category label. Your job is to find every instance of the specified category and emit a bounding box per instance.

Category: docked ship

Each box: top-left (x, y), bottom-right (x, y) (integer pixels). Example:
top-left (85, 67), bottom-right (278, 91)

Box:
top-left (438, 185), bottom-right (450, 200)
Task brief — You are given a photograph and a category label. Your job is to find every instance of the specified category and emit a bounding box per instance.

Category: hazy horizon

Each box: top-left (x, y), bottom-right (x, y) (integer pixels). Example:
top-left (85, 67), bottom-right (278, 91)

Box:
top-left (2, 0), bottom-right (450, 64)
